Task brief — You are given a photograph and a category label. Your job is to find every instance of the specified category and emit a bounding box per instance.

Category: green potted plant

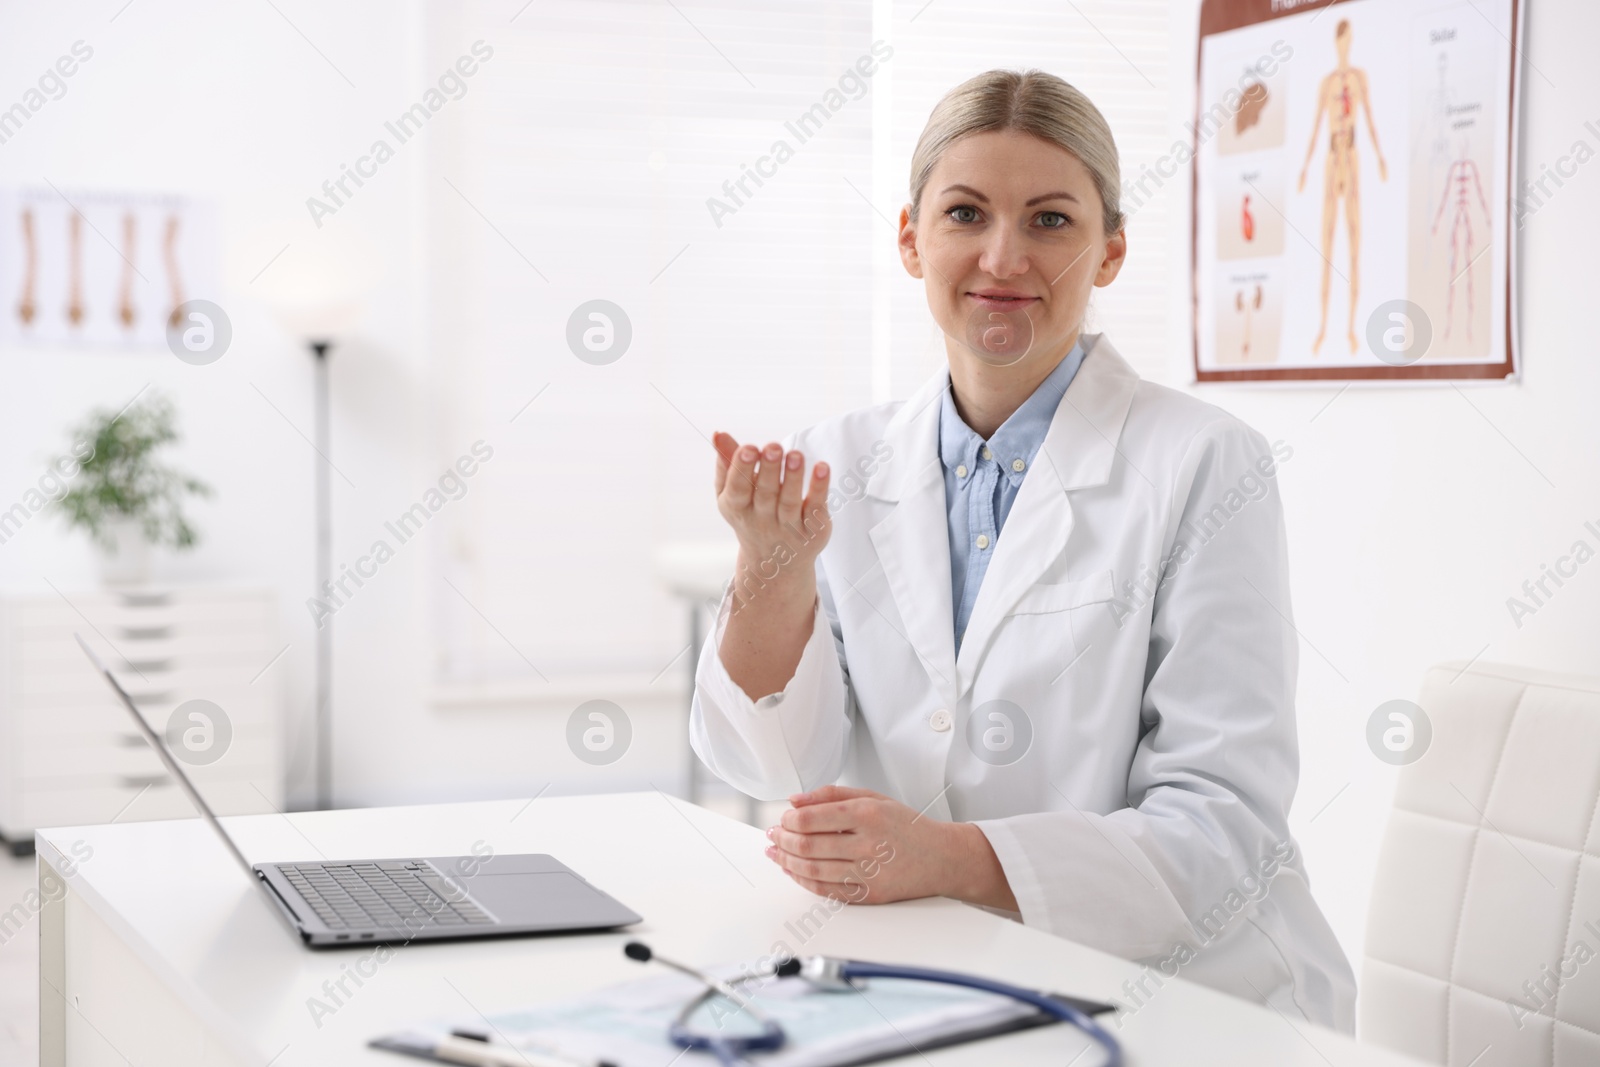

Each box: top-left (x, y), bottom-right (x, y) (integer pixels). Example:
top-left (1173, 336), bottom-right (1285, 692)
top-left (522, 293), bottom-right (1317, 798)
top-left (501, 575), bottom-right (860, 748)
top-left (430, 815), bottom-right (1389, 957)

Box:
top-left (51, 393), bottom-right (212, 585)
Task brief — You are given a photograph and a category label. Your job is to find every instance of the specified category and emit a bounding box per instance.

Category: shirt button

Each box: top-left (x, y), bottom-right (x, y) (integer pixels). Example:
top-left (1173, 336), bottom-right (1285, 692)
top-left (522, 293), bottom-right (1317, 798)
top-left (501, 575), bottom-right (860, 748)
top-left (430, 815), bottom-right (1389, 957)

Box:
top-left (981, 446), bottom-right (993, 461)
top-left (975, 534), bottom-right (990, 550)
top-left (1012, 458), bottom-right (1026, 472)
top-left (929, 708), bottom-right (952, 732)
top-left (956, 464), bottom-right (968, 478)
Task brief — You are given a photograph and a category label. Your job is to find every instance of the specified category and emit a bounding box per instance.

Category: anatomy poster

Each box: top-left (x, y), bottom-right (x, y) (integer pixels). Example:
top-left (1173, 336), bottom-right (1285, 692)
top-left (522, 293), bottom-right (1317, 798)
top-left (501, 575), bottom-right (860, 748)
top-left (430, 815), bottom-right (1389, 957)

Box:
top-left (0, 188), bottom-right (219, 349)
top-left (1193, 0), bottom-right (1520, 382)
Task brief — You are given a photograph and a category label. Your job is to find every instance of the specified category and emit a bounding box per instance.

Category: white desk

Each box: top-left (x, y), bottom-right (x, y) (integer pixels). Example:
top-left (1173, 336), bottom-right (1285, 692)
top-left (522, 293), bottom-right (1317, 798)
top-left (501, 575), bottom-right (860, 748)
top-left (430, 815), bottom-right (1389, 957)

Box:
top-left (37, 793), bottom-right (1425, 1067)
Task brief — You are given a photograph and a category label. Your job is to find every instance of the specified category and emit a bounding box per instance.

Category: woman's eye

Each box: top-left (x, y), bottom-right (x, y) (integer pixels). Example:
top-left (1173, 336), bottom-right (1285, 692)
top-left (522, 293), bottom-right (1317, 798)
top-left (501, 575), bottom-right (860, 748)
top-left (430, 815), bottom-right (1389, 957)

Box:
top-left (1037, 211), bottom-right (1070, 228)
top-left (945, 205), bottom-right (980, 224)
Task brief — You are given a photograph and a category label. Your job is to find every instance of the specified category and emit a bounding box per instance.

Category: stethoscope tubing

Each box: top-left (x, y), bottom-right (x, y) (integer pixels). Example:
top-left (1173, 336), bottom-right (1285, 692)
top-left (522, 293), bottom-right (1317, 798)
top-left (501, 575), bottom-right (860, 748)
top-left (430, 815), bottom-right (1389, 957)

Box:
top-left (668, 984), bottom-right (784, 1066)
top-left (836, 960), bottom-right (1122, 1067)
top-left (664, 959), bottom-right (1121, 1067)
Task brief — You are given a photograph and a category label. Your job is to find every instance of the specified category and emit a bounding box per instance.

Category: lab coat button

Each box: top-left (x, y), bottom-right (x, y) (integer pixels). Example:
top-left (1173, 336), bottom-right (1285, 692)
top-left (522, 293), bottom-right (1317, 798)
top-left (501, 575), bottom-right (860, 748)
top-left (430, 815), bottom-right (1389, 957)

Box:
top-left (929, 708), bottom-right (952, 732)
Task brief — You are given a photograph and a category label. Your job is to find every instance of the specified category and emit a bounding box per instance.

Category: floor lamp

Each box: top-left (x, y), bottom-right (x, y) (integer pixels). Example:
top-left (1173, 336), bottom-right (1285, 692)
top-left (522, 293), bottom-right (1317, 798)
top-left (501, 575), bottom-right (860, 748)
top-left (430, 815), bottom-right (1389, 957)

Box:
top-left (268, 297), bottom-right (363, 811)
top-left (309, 337), bottom-right (334, 810)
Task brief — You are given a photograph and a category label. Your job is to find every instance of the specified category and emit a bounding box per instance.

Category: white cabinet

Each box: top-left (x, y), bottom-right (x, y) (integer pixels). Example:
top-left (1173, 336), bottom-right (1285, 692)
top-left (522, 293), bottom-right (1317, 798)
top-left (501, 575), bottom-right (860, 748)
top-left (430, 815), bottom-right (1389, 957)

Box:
top-left (0, 586), bottom-right (284, 853)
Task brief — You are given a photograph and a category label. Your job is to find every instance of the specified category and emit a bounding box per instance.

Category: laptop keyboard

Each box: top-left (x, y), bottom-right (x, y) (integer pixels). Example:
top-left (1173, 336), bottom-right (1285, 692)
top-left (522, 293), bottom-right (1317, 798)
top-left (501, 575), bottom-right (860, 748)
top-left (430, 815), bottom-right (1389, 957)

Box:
top-left (280, 861), bottom-right (494, 931)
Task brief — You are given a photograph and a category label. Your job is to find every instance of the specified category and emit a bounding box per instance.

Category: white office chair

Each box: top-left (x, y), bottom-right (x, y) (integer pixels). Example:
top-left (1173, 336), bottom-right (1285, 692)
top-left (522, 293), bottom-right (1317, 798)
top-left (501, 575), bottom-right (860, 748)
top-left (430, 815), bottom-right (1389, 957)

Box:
top-left (1361, 660), bottom-right (1600, 1065)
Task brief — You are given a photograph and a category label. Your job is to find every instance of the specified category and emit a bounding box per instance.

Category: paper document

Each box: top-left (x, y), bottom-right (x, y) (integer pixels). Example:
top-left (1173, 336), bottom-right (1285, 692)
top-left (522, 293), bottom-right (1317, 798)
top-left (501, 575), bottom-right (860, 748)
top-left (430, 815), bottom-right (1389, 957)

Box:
top-left (372, 962), bottom-right (1098, 1067)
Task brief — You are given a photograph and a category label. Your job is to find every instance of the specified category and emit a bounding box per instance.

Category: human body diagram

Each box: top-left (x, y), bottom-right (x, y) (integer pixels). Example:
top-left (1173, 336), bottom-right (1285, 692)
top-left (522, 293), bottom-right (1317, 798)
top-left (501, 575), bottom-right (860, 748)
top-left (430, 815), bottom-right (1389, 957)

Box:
top-left (11, 204), bottom-right (189, 335)
top-left (1415, 53), bottom-right (1458, 255)
top-left (1236, 284), bottom-right (1264, 360)
top-left (1298, 20), bottom-right (1387, 356)
top-left (1431, 137), bottom-right (1490, 342)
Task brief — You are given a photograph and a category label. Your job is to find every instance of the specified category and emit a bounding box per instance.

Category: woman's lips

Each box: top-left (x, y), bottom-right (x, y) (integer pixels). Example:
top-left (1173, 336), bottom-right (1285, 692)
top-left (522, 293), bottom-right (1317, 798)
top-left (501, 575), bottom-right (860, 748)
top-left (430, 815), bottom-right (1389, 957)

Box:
top-left (967, 292), bottom-right (1040, 311)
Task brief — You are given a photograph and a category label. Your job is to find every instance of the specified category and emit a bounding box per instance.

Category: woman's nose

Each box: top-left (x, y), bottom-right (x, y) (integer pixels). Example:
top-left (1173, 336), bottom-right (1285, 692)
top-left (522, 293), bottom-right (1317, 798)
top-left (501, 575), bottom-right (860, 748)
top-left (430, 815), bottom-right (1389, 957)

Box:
top-left (976, 226), bottom-right (1029, 279)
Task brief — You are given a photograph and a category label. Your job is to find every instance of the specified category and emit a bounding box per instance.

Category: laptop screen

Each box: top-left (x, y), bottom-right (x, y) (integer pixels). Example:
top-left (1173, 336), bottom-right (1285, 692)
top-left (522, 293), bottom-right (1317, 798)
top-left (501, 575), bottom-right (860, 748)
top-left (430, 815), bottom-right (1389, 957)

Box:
top-left (74, 632), bottom-right (273, 895)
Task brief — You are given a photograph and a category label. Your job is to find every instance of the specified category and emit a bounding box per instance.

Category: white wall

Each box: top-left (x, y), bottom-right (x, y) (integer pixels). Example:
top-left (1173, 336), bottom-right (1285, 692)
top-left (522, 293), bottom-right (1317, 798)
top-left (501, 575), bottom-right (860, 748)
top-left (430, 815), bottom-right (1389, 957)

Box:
top-left (1167, 0), bottom-right (1600, 973)
top-left (0, 0), bottom-right (694, 815)
top-left (0, 0), bottom-right (417, 808)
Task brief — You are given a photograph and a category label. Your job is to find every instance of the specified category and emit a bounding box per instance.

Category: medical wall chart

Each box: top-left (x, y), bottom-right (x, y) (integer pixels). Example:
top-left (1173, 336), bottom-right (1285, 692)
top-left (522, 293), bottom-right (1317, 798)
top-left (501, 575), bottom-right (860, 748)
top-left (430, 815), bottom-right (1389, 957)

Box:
top-left (1192, 0), bottom-right (1521, 382)
top-left (0, 188), bottom-right (219, 349)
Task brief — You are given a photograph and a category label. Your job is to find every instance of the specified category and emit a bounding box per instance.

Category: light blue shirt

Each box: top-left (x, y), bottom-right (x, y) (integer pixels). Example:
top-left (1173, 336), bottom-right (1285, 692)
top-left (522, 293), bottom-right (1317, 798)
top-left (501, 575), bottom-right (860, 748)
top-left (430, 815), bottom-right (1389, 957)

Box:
top-left (938, 342), bottom-right (1086, 651)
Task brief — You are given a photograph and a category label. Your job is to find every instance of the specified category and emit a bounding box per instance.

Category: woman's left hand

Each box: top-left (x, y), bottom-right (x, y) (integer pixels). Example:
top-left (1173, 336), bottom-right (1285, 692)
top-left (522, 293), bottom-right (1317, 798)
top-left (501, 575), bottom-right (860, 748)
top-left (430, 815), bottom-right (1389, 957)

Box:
top-left (764, 785), bottom-right (1018, 911)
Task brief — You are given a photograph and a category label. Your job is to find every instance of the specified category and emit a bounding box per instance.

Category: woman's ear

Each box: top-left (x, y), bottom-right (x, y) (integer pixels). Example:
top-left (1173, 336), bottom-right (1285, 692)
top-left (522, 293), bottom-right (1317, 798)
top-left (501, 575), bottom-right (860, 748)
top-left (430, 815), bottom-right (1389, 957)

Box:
top-left (897, 205), bottom-right (923, 279)
top-left (1094, 228), bottom-right (1127, 288)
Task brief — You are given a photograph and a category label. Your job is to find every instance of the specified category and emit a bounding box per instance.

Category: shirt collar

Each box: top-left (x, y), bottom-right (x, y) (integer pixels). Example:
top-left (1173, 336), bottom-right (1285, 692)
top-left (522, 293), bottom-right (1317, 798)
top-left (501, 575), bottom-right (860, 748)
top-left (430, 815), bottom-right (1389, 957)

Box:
top-left (938, 340), bottom-right (1086, 482)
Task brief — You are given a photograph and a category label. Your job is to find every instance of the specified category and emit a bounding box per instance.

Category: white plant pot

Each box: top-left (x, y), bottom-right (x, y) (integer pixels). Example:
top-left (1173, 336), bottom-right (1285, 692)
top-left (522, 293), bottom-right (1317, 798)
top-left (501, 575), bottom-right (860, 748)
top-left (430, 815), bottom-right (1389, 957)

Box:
top-left (98, 518), bottom-right (152, 586)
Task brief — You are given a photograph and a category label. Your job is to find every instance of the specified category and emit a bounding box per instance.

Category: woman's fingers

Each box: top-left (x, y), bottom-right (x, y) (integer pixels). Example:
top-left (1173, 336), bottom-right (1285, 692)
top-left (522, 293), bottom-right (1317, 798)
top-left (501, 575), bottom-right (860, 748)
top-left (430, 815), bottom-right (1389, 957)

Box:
top-left (752, 442), bottom-right (783, 511)
top-left (801, 461), bottom-right (831, 539)
top-left (766, 847), bottom-right (873, 886)
top-left (712, 432), bottom-right (739, 495)
top-left (720, 443), bottom-right (760, 510)
top-left (789, 785), bottom-right (881, 807)
top-left (780, 797), bottom-right (870, 834)
top-left (776, 450), bottom-right (805, 527)
top-left (767, 826), bottom-right (859, 862)
top-left (713, 435), bottom-right (830, 567)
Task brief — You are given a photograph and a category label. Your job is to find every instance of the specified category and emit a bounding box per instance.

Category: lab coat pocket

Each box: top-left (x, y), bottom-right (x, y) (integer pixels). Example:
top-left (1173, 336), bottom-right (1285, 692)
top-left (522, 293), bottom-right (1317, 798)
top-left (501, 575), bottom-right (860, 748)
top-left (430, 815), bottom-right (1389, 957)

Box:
top-left (1175, 902), bottom-right (1304, 1024)
top-left (1006, 569), bottom-right (1116, 616)
top-left (1001, 570), bottom-right (1117, 674)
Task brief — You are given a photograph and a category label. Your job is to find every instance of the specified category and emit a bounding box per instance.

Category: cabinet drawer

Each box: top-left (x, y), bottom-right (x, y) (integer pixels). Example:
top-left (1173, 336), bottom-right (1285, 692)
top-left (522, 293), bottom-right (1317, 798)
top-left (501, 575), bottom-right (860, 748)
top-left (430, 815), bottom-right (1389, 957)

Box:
top-left (16, 663), bottom-right (280, 708)
top-left (20, 723), bottom-right (275, 780)
top-left (17, 773), bottom-right (285, 831)
top-left (20, 761), bottom-right (275, 795)
top-left (0, 588), bottom-right (286, 838)
top-left (14, 631), bottom-right (276, 675)
top-left (20, 691), bottom-right (276, 739)
top-left (6, 591), bottom-right (273, 633)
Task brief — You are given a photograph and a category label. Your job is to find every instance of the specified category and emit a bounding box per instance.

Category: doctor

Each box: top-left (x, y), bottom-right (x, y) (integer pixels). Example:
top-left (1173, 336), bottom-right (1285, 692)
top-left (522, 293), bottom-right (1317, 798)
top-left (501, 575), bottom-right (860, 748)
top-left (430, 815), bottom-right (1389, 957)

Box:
top-left (691, 69), bottom-right (1355, 1031)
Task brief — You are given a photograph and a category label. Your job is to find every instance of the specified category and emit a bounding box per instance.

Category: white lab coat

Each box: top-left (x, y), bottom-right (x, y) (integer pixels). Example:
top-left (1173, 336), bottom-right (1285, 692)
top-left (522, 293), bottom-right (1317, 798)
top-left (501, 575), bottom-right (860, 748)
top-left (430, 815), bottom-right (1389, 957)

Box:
top-left (690, 334), bottom-right (1356, 1031)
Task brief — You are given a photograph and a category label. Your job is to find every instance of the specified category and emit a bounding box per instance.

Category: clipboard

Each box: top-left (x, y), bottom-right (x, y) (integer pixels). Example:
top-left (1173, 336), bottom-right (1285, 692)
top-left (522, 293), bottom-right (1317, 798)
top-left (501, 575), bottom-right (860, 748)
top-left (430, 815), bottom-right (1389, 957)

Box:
top-left (371, 965), bottom-right (1117, 1067)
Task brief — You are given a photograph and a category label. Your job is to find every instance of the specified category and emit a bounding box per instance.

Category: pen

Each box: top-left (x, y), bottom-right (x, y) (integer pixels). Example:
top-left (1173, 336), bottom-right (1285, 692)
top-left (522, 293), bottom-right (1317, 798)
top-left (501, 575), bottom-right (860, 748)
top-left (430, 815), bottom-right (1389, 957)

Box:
top-left (431, 1033), bottom-right (615, 1067)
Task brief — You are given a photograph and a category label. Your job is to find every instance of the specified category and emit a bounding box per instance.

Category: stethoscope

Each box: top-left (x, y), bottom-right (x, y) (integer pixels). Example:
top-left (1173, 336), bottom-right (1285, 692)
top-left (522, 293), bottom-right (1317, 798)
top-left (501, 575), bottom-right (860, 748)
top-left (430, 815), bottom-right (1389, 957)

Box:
top-left (623, 941), bottom-right (1122, 1067)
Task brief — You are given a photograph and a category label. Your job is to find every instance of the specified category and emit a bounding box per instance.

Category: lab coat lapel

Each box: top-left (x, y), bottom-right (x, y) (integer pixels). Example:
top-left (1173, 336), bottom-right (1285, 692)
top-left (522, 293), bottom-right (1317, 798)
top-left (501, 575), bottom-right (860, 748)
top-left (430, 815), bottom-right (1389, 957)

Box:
top-left (952, 334), bottom-right (1141, 697)
top-left (864, 371), bottom-right (960, 706)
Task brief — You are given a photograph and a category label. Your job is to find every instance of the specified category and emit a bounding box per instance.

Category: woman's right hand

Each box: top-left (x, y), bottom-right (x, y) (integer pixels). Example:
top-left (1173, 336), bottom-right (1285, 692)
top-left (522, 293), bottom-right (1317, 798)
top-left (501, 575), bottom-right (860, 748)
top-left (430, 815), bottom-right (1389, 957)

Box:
top-left (713, 432), bottom-right (832, 587)
top-left (712, 433), bottom-right (832, 701)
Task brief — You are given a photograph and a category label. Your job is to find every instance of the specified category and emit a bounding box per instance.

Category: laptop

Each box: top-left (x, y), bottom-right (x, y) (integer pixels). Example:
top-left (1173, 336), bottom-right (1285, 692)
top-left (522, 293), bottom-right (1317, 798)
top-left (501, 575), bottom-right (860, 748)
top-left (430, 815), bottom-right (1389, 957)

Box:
top-left (75, 633), bottom-right (642, 947)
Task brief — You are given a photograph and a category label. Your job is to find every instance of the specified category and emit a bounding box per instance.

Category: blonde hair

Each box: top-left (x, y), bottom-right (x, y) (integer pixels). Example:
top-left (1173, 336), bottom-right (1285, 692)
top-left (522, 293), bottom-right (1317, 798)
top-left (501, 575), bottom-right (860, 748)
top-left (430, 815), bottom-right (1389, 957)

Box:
top-left (908, 69), bottom-right (1124, 235)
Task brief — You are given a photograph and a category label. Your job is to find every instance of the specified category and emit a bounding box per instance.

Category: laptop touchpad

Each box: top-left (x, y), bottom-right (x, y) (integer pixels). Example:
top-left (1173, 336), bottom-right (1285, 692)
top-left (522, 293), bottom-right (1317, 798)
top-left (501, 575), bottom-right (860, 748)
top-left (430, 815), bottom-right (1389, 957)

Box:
top-left (448, 871), bottom-right (628, 926)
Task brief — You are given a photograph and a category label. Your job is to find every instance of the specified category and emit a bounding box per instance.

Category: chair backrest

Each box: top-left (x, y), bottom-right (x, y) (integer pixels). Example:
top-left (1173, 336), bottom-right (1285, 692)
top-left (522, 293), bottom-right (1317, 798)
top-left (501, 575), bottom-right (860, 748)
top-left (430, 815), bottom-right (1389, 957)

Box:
top-left (1361, 661), bottom-right (1600, 1066)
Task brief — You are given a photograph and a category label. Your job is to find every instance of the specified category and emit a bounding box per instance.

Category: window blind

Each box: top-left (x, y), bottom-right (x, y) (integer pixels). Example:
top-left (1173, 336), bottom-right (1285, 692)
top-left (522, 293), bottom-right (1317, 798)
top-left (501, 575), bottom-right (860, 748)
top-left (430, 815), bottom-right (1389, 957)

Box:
top-left (428, 0), bottom-right (1170, 684)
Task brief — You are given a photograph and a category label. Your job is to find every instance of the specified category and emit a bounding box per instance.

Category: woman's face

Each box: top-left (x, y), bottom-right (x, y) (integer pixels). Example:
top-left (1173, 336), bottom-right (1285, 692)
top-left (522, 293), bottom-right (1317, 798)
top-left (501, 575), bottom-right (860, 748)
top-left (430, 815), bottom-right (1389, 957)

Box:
top-left (898, 128), bottom-right (1126, 369)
